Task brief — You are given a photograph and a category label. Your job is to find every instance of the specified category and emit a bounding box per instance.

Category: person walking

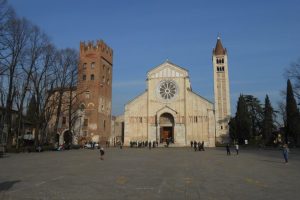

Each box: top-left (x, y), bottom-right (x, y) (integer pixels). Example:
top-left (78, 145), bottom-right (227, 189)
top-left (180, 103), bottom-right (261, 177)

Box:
top-left (100, 147), bottom-right (105, 160)
top-left (282, 143), bottom-right (289, 164)
top-left (198, 141), bottom-right (201, 151)
top-left (149, 141), bottom-right (152, 150)
top-left (193, 141), bottom-right (197, 151)
top-left (226, 144), bottom-right (231, 155)
top-left (190, 141), bottom-right (193, 148)
top-left (235, 143), bottom-right (239, 155)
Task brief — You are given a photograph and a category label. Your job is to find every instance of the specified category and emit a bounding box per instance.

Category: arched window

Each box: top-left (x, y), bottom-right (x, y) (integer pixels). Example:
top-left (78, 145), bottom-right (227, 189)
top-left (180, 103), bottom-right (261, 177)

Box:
top-left (222, 58), bottom-right (224, 63)
top-left (80, 104), bottom-right (85, 111)
top-left (91, 74), bottom-right (94, 80)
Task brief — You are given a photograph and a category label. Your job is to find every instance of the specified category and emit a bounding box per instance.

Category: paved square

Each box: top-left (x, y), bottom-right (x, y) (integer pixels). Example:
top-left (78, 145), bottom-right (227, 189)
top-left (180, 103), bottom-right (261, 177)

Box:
top-left (1, 147), bottom-right (300, 200)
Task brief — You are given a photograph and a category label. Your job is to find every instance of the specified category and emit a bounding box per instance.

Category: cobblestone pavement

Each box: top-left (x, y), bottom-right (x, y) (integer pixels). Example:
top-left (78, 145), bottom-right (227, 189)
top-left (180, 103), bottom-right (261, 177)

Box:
top-left (0, 147), bottom-right (300, 200)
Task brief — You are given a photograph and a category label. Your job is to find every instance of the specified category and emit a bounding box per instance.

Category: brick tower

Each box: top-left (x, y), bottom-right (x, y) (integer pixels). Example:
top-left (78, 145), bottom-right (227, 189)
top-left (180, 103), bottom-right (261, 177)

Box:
top-left (77, 40), bottom-right (113, 144)
top-left (212, 36), bottom-right (231, 143)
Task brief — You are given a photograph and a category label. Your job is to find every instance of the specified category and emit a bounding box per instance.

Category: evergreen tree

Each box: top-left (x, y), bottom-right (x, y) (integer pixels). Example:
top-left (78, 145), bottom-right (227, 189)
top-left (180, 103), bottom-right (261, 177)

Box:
top-left (262, 95), bottom-right (275, 145)
top-left (235, 95), bottom-right (252, 144)
top-left (286, 79), bottom-right (300, 145)
top-left (26, 94), bottom-right (37, 124)
top-left (228, 117), bottom-right (237, 142)
top-left (244, 95), bottom-right (263, 138)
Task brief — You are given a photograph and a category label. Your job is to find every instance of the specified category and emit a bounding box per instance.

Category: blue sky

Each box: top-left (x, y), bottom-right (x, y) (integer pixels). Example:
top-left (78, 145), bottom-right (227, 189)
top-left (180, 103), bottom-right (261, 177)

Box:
top-left (9, 0), bottom-right (300, 116)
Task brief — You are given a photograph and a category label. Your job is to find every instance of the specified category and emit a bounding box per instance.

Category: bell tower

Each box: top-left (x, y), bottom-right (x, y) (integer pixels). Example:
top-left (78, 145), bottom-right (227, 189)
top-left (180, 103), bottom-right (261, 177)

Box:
top-left (77, 40), bottom-right (113, 144)
top-left (212, 36), bottom-right (231, 143)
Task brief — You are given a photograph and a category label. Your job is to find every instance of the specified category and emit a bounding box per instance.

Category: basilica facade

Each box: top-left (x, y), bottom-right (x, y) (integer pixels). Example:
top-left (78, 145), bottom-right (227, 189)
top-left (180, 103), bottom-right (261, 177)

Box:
top-left (122, 37), bottom-right (231, 147)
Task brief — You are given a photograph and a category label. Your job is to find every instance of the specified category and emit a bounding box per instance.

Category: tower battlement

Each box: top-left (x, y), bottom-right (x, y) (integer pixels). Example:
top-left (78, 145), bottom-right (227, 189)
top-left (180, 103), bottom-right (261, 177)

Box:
top-left (80, 40), bottom-right (113, 60)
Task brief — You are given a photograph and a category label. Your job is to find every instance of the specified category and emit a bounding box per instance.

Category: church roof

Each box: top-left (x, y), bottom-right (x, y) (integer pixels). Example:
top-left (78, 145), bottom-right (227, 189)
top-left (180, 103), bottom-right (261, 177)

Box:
top-left (125, 91), bottom-right (147, 105)
top-left (213, 37), bottom-right (226, 55)
top-left (188, 90), bottom-right (214, 105)
top-left (147, 60), bottom-right (189, 74)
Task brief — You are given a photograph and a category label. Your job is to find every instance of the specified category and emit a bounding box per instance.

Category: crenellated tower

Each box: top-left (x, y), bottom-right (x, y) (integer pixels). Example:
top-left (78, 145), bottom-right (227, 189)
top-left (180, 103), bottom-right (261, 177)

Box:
top-left (212, 36), bottom-right (231, 143)
top-left (77, 40), bottom-right (113, 144)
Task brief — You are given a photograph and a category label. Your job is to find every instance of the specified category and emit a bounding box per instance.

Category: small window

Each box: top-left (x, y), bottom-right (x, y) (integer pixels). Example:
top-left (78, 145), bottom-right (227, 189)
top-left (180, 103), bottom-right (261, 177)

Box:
top-left (91, 62), bottom-right (95, 69)
top-left (85, 91), bottom-right (90, 99)
top-left (83, 63), bottom-right (87, 69)
top-left (84, 119), bottom-right (88, 127)
top-left (91, 74), bottom-right (94, 80)
top-left (83, 74), bottom-right (86, 80)
top-left (217, 67), bottom-right (219, 72)
top-left (104, 120), bottom-right (106, 130)
top-left (83, 131), bottom-right (87, 136)
top-left (62, 117), bottom-right (66, 125)
top-left (222, 66), bottom-right (224, 71)
top-left (222, 58), bottom-right (224, 63)
top-left (221, 126), bottom-right (223, 130)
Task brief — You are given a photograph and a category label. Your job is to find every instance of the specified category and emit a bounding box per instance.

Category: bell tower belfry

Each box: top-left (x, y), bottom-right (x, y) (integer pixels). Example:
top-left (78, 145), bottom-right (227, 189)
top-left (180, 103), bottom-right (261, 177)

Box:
top-left (212, 36), bottom-right (231, 143)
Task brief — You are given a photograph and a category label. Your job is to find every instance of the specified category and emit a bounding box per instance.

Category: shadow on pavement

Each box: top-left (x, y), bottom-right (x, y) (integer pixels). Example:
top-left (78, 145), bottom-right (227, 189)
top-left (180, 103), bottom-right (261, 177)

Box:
top-left (0, 180), bottom-right (20, 192)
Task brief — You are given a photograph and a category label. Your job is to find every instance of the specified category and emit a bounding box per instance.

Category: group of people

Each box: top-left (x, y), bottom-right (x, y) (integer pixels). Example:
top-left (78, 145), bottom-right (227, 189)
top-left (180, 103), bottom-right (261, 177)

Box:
top-left (129, 141), bottom-right (159, 149)
top-left (191, 141), bottom-right (205, 151)
top-left (226, 143), bottom-right (239, 155)
top-left (99, 140), bottom-right (290, 164)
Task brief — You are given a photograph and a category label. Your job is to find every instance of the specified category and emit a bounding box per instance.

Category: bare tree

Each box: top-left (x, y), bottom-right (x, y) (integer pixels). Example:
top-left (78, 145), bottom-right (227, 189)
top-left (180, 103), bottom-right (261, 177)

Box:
top-left (14, 25), bottom-right (51, 149)
top-left (30, 43), bottom-right (56, 146)
top-left (0, 15), bottom-right (30, 147)
top-left (51, 48), bottom-right (78, 146)
top-left (285, 58), bottom-right (300, 99)
top-left (0, 0), bottom-right (15, 75)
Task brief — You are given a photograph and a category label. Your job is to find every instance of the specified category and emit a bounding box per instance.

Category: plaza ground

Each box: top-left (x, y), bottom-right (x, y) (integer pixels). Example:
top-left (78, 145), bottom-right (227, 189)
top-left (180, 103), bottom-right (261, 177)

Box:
top-left (0, 147), bottom-right (300, 200)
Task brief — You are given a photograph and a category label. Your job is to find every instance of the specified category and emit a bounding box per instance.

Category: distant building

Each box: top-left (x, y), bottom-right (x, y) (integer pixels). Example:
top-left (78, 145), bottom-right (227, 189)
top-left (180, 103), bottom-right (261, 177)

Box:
top-left (115, 37), bottom-right (231, 146)
top-left (77, 40), bottom-right (113, 144)
top-left (48, 40), bottom-right (113, 146)
top-left (111, 115), bottom-right (124, 146)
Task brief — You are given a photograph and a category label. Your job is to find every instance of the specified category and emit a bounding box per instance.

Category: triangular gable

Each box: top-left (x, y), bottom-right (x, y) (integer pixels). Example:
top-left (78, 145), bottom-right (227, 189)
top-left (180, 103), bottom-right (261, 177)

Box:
top-left (147, 60), bottom-right (189, 79)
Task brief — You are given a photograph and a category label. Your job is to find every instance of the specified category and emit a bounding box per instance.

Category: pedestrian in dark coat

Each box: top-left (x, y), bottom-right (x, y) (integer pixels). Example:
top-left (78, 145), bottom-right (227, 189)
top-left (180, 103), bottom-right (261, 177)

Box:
top-left (191, 141), bottom-right (193, 148)
top-left (149, 141), bottom-right (152, 150)
top-left (201, 141), bottom-right (205, 151)
top-left (194, 141), bottom-right (197, 151)
top-left (226, 144), bottom-right (231, 155)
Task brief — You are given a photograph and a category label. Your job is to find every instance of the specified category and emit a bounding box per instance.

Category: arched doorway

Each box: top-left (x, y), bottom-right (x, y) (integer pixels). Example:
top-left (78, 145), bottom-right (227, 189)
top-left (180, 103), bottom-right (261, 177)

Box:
top-left (63, 130), bottom-right (73, 149)
top-left (159, 113), bottom-right (174, 143)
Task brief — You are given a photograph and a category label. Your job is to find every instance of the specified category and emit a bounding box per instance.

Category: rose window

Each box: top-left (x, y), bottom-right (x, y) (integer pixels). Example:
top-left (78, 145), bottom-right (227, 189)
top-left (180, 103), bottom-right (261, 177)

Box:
top-left (159, 80), bottom-right (177, 100)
